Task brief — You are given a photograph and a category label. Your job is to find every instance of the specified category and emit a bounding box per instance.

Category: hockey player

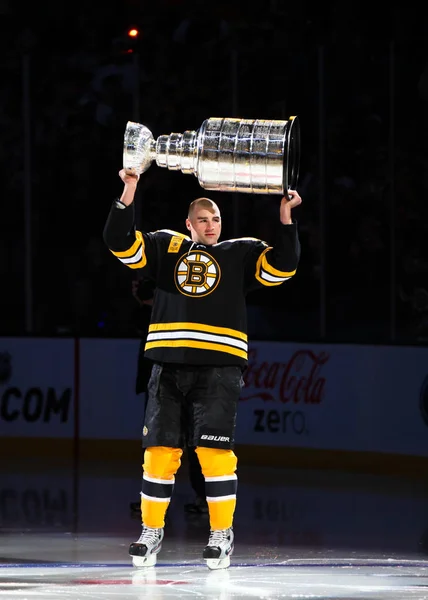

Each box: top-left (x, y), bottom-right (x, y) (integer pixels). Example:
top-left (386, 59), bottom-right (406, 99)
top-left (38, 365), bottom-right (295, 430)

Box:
top-left (103, 167), bottom-right (302, 570)
top-left (130, 276), bottom-right (207, 517)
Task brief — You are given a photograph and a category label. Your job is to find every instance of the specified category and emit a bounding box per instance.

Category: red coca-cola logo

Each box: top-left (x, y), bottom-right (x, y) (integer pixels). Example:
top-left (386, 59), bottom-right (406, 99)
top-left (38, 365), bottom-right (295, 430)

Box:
top-left (241, 348), bottom-right (329, 404)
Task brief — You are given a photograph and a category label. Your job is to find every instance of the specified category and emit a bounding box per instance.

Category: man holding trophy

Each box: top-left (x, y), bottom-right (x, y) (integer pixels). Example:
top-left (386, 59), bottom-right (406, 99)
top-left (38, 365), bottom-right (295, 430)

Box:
top-left (103, 116), bottom-right (302, 570)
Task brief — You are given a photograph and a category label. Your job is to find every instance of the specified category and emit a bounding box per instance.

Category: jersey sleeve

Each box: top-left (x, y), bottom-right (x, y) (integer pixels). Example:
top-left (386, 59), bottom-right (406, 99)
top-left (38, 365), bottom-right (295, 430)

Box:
top-left (102, 201), bottom-right (159, 279)
top-left (244, 221), bottom-right (301, 292)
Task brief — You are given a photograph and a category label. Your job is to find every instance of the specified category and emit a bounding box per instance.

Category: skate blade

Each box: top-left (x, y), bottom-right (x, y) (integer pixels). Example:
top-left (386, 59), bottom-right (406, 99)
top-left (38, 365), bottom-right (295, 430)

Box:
top-left (132, 553), bottom-right (157, 568)
top-left (205, 556), bottom-right (230, 570)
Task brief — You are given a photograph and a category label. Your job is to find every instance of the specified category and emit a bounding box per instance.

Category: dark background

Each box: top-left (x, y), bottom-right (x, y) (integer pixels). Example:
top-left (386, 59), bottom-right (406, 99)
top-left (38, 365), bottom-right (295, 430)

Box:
top-left (1, 0), bottom-right (428, 346)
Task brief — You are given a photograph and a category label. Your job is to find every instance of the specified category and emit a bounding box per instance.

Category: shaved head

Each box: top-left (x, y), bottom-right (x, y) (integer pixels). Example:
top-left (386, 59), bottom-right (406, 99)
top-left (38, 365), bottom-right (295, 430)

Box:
top-left (188, 197), bottom-right (219, 219)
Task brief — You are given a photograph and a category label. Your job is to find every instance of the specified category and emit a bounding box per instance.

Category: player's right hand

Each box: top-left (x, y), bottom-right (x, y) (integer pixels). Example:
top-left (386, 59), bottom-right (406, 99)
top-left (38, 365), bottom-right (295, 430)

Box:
top-left (119, 168), bottom-right (140, 185)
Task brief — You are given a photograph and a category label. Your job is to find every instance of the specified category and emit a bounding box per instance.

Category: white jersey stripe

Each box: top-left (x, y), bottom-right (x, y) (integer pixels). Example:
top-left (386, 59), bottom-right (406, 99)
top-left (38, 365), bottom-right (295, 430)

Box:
top-left (204, 475), bottom-right (238, 482)
top-left (119, 245), bottom-right (143, 264)
top-left (261, 270), bottom-right (292, 283)
top-left (216, 237), bottom-right (264, 245)
top-left (143, 474), bottom-right (175, 485)
top-left (206, 494), bottom-right (237, 502)
top-left (141, 493), bottom-right (171, 503)
top-left (146, 330), bottom-right (248, 351)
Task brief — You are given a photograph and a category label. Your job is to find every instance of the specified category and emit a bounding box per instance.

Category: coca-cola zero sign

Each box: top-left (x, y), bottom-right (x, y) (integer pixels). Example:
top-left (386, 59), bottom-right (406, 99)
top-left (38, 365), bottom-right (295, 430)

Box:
top-left (242, 348), bottom-right (328, 404)
top-left (239, 348), bottom-right (329, 437)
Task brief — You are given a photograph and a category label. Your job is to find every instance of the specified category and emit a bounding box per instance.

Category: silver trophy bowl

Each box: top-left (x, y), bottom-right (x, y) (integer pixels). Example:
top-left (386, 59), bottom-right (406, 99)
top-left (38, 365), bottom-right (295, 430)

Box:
top-left (123, 116), bottom-right (300, 195)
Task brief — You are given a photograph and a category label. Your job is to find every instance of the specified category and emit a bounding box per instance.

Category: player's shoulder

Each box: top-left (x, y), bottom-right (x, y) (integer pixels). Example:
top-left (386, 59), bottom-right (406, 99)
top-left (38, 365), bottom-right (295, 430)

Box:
top-left (152, 229), bottom-right (191, 241)
top-left (148, 229), bottom-right (192, 253)
top-left (215, 236), bottom-right (268, 249)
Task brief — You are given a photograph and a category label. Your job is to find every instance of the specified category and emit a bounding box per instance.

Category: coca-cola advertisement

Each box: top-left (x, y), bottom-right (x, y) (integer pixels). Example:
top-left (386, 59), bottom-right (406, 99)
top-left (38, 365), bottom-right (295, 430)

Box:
top-left (242, 347), bottom-right (328, 405)
top-left (235, 341), bottom-right (428, 456)
top-left (236, 342), bottom-right (331, 446)
top-left (1, 337), bottom-right (428, 459)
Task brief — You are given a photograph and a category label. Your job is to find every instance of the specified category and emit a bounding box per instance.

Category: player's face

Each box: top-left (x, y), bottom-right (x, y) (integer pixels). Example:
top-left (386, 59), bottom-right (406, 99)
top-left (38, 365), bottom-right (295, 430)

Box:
top-left (186, 207), bottom-right (222, 245)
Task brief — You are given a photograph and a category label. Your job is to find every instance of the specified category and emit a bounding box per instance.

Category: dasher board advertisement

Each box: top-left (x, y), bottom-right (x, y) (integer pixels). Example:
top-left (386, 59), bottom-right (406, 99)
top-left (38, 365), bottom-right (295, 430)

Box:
top-left (0, 338), bottom-right (74, 437)
top-left (236, 342), bottom-right (428, 457)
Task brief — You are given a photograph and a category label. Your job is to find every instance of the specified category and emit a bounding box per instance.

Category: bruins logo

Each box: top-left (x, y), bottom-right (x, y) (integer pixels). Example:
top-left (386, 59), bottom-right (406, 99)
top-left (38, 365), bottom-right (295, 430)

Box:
top-left (175, 250), bottom-right (221, 297)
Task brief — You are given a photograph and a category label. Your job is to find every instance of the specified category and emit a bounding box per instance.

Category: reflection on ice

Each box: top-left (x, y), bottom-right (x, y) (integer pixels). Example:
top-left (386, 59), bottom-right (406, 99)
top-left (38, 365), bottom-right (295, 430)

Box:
top-left (0, 559), bottom-right (428, 600)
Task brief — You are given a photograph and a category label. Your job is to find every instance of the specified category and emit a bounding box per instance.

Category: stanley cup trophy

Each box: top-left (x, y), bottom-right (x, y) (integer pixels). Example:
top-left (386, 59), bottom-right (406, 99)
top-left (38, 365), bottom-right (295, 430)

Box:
top-left (123, 116), bottom-right (300, 195)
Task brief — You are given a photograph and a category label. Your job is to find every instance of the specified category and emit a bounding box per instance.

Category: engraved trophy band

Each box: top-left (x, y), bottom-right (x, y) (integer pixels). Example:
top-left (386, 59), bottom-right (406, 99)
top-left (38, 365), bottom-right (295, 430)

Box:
top-left (123, 116), bottom-right (300, 195)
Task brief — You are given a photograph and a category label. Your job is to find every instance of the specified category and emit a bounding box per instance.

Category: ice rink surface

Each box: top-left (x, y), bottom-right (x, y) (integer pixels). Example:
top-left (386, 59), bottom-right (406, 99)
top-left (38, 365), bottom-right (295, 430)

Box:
top-left (1, 456), bottom-right (428, 599)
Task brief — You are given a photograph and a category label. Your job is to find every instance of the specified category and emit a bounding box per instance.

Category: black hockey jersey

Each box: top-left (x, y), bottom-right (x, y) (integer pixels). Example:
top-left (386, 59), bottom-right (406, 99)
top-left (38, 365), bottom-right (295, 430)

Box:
top-left (103, 202), bottom-right (300, 368)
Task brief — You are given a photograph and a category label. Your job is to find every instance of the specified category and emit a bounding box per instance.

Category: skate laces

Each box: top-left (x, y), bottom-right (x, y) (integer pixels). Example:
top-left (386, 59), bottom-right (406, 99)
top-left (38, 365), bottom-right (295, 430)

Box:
top-left (138, 526), bottom-right (161, 545)
top-left (208, 529), bottom-right (229, 547)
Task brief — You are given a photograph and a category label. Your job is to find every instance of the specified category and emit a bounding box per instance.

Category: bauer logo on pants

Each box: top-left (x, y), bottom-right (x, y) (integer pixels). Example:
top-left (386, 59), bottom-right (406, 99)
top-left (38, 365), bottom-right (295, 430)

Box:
top-left (200, 434), bottom-right (230, 442)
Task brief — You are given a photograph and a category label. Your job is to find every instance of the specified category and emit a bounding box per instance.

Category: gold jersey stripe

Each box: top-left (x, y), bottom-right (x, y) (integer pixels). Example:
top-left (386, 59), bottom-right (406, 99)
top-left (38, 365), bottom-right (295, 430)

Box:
top-left (255, 275), bottom-right (283, 287)
top-left (255, 247), bottom-right (295, 286)
top-left (145, 339), bottom-right (247, 360)
top-left (262, 248), bottom-right (296, 277)
top-left (148, 322), bottom-right (247, 341)
top-left (110, 230), bottom-right (144, 258)
top-left (126, 259), bottom-right (147, 269)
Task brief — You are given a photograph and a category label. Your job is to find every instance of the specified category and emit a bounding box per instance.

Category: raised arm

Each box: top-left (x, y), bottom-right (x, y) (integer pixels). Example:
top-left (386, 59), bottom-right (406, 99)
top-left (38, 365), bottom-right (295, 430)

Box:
top-left (103, 168), bottom-right (154, 273)
top-left (279, 190), bottom-right (302, 224)
top-left (245, 191), bottom-right (302, 291)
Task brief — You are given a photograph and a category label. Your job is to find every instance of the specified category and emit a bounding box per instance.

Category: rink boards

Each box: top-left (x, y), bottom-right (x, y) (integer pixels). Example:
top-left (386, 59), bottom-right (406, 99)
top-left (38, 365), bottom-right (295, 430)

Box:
top-left (1, 337), bottom-right (428, 474)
